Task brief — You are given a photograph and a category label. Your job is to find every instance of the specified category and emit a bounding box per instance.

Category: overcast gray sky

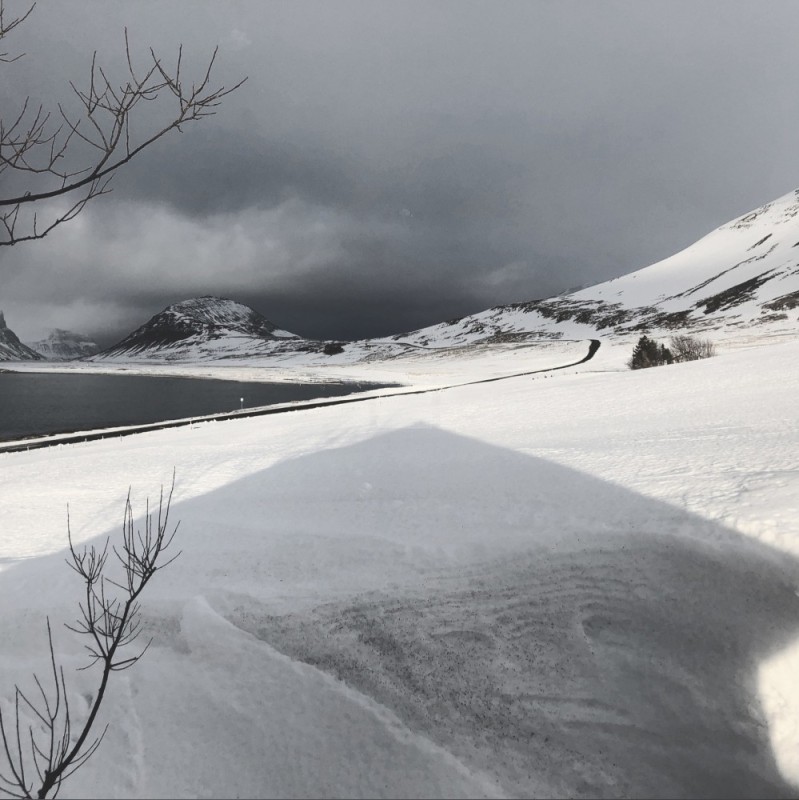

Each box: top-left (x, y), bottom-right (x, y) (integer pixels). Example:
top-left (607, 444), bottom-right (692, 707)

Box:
top-left (3, 0), bottom-right (799, 345)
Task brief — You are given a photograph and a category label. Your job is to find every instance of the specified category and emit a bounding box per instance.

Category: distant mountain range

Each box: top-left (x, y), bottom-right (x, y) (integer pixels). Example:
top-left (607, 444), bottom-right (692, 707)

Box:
top-left (2, 188), bottom-right (797, 363)
top-left (26, 329), bottom-right (100, 361)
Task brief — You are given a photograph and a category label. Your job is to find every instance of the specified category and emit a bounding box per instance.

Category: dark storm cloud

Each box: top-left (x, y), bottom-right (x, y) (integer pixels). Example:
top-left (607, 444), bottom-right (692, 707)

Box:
top-left (115, 127), bottom-right (360, 218)
top-left (4, 0), bottom-right (799, 343)
top-left (116, 119), bottom-right (528, 235)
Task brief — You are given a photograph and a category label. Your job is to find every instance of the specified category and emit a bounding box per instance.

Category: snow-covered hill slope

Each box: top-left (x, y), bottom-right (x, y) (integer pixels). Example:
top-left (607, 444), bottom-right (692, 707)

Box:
top-left (93, 296), bottom-right (307, 361)
top-left (27, 329), bottom-right (100, 361)
top-left (0, 311), bottom-right (43, 361)
top-left (384, 189), bottom-right (799, 349)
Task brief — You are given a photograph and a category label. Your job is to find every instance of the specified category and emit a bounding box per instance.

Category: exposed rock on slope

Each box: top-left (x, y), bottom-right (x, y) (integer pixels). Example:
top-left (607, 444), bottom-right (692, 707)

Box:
top-left (0, 311), bottom-right (43, 361)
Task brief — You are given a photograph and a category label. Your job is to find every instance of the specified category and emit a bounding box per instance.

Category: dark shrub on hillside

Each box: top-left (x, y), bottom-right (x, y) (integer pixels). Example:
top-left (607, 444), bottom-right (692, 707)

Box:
top-left (323, 341), bottom-right (345, 356)
top-left (628, 335), bottom-right (674, 370)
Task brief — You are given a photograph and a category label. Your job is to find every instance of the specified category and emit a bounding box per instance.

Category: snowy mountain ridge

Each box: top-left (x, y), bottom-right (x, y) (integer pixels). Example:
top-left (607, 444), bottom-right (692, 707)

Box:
top-left (389, 189), bottom-right (799, 349)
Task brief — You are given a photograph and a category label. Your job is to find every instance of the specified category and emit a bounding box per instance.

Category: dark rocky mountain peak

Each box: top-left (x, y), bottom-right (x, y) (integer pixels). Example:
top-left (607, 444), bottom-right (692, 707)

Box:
top-left (96, 296), bottom-right (301, 359)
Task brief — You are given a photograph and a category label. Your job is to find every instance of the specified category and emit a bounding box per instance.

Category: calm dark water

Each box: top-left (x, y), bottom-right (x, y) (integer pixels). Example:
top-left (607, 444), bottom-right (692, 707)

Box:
top-left (0, 372), bottom-right (387, 442)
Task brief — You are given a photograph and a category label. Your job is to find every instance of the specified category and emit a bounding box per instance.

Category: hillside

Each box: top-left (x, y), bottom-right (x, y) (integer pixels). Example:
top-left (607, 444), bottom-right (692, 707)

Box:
top-left (381, 189), bottom-right (799, 349)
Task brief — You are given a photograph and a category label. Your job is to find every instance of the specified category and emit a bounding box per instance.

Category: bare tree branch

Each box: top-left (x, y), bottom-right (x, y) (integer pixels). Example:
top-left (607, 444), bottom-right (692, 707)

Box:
top-left (0, 1), bottom-right (246, 245)
top-left (0, 474), bottom-right (180, 799)
top-left (0, 2), bottom-right (34, 63)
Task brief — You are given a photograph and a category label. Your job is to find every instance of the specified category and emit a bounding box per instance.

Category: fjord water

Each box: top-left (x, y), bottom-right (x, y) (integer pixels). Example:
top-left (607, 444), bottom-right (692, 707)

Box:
top-left (0, 372), bottom-right (384, 442)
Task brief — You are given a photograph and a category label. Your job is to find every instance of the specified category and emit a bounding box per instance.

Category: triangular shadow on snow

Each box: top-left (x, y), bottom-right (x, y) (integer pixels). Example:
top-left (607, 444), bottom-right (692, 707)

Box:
top-left (1, 424), bottom-right (798, 798)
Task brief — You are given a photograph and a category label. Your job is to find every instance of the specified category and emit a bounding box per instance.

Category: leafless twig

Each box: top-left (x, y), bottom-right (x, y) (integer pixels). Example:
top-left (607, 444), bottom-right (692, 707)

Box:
top-left (0, 2), bottom-right (34, 63)
top-left (0, 474), bottom-right (180, 799)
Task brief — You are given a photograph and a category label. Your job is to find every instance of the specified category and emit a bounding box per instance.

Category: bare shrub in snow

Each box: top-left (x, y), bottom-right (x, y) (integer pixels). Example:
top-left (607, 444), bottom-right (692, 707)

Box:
top-left (670, 335), bottom-right (716, 363)
top-left (0, 478), bottom-right (180, 799)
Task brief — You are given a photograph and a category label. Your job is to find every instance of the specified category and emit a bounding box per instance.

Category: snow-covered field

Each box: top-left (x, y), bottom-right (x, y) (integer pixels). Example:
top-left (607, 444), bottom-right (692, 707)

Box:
top-left (1, 336), bottom-right (798, 798)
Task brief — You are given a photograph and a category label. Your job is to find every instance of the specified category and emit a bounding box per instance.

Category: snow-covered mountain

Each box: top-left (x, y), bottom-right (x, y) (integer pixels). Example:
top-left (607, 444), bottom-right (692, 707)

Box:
top-left (93, 297), bottom-right (310, 361)
top-left (388, 189), bottom-right (799, 348)
top-left (0, 311), bottom-right (43, 361)
top-left (27, 329), bottom-right (100, 361)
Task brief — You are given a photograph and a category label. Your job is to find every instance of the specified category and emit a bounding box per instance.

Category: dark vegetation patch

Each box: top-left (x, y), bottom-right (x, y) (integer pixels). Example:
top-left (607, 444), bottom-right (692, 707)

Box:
top-left (748, 233), bottom-right (773, 250)
top-left (696, 271), bottom-right (775, 315)
top-left (763, 290), bottom-right (799, 311)
top-left (636, 309), bottom-right (694, 330)
top-left (595, 307), bottom-right (646, 330)
top-left (755, 313), bottom-right (789, 324)
top-left (483, 330), bottom-right (562, 343)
